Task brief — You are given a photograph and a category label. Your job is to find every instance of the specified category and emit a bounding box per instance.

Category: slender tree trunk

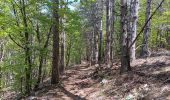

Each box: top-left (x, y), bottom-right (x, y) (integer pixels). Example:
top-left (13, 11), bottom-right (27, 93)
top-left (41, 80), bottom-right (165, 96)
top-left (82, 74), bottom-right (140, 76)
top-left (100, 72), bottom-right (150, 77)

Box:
top-left (89, 32), bottom-right (93, 66)
top-left (35, 54), bottom-right (43, 89)
top-left (120, 0), bottom-right (131, 73)
top-left (66, 38), bottom-right (73, 67)
top-left (0, 41), bottom-right (4, 90)
top-left (110, 0), bottom-right (115, 64)
top-left (99, 20), bottom-right (103, 62)
top-left (94, 26), bottom-right (99, 65)
top-left (129, 0), bottom-right (139, 60)
top-left (0, 42), bottom-right (4, 62)
top-left (85, 32), bottom-right (91, 61)
top-left (91, 2), bottom-right (99, 65)
top-left (34, 22), bottom-right (42, 89)
top-left (92, 27), bottom-right (99, 65)
top-left (51, 0), bottom-right (60, 84)
top-left (35, 25), bottom-right (51, 89)
top-left (60, 30), bottom-right (65, 74)
top-left (141, 0), bottom-right (152, 57)
top-left (96, 0), bottom-right (103, 64)
top-left (20, 0), bottom-right (32, 94)
top-left (156, 29), bottom-right (159, 49)
top-left (105, 0), bottom-right (111, 66)
top-left (60, 0), bottom-right (66, 74)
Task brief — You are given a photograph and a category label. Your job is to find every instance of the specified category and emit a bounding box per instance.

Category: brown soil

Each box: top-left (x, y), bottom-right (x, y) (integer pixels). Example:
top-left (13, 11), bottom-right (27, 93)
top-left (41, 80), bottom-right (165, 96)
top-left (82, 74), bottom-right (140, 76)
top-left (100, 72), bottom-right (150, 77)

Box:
top-left (2, 49), bottom-right (170, 100)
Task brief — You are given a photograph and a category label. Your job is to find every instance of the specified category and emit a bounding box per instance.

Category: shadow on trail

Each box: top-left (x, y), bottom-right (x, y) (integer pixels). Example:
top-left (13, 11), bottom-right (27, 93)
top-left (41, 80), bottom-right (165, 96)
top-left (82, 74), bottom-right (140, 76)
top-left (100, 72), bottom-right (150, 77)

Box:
top-left (59, 86), bottom-right (87, 100)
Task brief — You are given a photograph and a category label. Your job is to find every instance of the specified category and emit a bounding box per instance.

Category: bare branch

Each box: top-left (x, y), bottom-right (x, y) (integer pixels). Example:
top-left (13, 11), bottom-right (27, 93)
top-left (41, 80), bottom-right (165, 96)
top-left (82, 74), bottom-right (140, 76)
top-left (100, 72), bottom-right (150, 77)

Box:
top-left (44, 26), bottom-right (53, 48)
top-left (9, 34), bottom-right (25, 49)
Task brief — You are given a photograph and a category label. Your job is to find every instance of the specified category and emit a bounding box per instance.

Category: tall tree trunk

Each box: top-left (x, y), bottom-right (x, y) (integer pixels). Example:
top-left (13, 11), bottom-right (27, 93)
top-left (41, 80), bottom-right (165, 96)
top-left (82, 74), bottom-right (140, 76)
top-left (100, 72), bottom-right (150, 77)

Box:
top-left (105, 0), bottom-right (111, 66)
top-left (60, 0), bottom-right (66, 74)
top-left (95, 27), bottom-right (99, 64)
top-left (85, 32), bottom-right (91, 61)
top-left (66, 39), bottom-right (72, 67)
top-left (35, 22), bottom-right (42, 89)
top-left (60, 30), bottom-right (65, 74)
top-left (120, 0), bottom-right (131, 73)
top-left (129, 0), bottom-right (139, 60)
top-left (141, 0), bottom-right (152, 57)
top-left (89, 32), bottom-right (93, 66)
top-left (0, 41), bottom-right (4, 62)
top-left (99, 20), bottom-right (103, 62)
top-left (51, 0), bottom-right (60, 84)
top-left (91, 2), bottom-right (99, 65)
top-left (35, 25), bottom-right (51, 89)
top-left (110, 0), bottom-right (115, 64)
top-left (20, 0), bottom-right (32, 94)
top-left (93, 26), bottom-right (99, 64)
top-left (0, 41), bottom-right (4, 90)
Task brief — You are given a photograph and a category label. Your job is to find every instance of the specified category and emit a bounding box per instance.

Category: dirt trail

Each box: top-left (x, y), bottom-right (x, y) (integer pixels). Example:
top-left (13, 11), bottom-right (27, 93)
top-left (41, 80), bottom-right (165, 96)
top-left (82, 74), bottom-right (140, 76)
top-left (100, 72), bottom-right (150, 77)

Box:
top-left (27, 63), bottom-right (102, 100)
top-left (25, 53), bottom-right (170, 100)
top-left (3, 49), bottom-right (170, 100)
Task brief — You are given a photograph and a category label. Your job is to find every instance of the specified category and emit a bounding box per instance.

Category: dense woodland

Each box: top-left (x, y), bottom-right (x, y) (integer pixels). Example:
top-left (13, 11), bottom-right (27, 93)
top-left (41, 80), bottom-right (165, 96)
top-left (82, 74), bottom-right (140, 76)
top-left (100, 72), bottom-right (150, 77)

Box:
top-left (0, 0), bottom-right (170, 99)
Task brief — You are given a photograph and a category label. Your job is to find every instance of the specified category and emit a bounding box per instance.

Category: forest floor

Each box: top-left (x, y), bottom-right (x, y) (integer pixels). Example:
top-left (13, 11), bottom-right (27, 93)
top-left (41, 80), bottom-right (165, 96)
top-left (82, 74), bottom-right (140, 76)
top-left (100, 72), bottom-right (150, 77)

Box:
top-left (2, 49), bottom-right (170, 100)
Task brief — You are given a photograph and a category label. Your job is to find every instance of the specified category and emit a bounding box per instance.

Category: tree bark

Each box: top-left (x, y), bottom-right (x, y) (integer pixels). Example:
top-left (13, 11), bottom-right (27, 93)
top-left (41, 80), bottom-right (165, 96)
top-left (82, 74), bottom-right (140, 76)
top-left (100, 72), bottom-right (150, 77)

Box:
top-left (129, 0), bottom-right (165, 50)
top-left (105, 0), bottom-right (111, 66)
top-left (51, 0), bottom-right (60, 84)
top-left (120, 0), bottom-right (131, 73)
top-left (66, 39), bottom-right (72, 67)
top-left (141, 0), bottom-right (152, 57)
top-left (59, 0), bottom-right (66, 74)
top-left (91, 2), bottom-right (99, 65)
top-left (85, 32), bottom-right (91, 61)
top-left (110, 0), bottom-right (115, 64)
top-left (0, 41), bottom-right (4, 90)
top-left (60, 30), bottom-right (65, 74)
top-left (35, 25), bottom-right (52, 89)
top-left (129, 0), bottom-right (139, 60)
top-left (99, 20), bottom-right (103, 62)
top-left (20, 0), bottom-right (32, 94)
top-left (93, 26), bottom-right (99, 65)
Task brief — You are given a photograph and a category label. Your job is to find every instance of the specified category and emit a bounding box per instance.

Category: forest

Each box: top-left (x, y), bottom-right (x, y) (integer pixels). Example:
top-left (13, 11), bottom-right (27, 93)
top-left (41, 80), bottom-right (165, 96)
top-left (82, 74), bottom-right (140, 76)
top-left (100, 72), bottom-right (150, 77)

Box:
top-left (0, 0), bottom-right (170, 99)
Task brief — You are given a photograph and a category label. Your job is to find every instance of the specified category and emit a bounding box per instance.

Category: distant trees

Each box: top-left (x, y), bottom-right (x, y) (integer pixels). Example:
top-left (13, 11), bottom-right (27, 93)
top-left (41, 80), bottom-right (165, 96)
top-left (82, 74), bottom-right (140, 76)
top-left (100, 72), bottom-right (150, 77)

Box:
top-left (80, 0), bottom-right (103, 65)
top-left (105, 0), bottom-right (116, 66)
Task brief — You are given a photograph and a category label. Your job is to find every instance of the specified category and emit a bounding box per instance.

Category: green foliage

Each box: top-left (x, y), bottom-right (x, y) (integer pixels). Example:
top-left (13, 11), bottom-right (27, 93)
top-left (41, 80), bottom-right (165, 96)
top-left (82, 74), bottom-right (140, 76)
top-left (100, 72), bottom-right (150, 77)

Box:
top-left (0, 0), bottom-right (169, 96)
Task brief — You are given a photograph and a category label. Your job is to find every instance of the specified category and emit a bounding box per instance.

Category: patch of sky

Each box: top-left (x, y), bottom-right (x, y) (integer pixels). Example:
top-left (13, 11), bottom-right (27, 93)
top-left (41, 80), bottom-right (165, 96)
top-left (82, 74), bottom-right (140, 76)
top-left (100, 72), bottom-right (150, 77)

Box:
top-left (68, 0), bottom-right (80, 10)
